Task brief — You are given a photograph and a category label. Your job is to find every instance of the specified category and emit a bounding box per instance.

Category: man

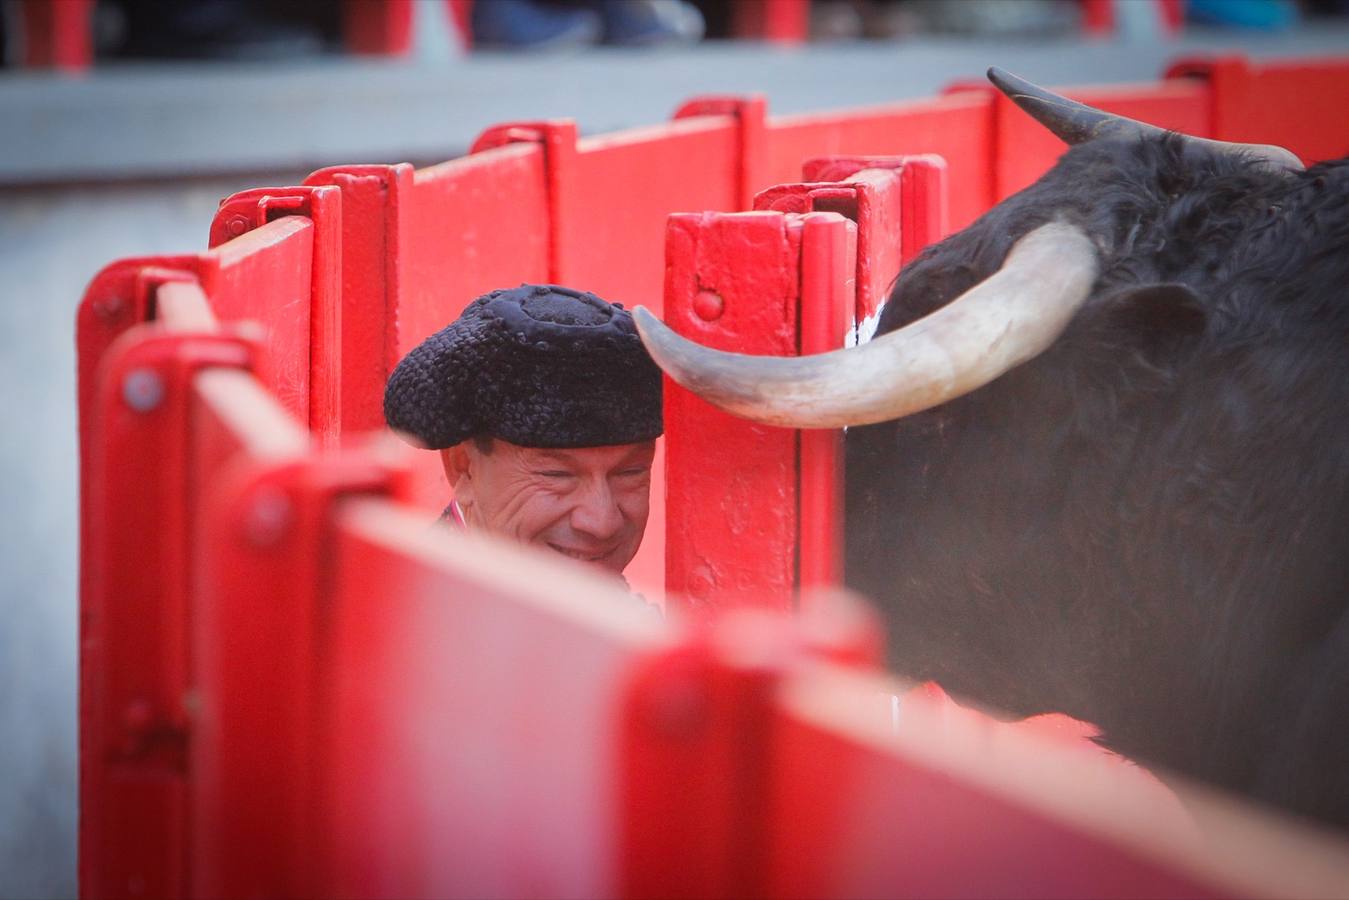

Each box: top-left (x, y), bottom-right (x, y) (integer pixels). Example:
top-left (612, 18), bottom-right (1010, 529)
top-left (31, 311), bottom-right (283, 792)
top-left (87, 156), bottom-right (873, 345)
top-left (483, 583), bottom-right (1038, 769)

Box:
top-left (383, 284), bottom-right (662, 579)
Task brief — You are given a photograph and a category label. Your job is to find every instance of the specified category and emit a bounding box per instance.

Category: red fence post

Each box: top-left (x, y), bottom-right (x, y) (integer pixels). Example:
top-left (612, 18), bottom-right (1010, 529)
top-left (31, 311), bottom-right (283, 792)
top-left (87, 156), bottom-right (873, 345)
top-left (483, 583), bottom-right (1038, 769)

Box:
top-left (210, 186), bottom-right (344, 445)
top-left (303, 164), bottom-right (417, 433)
top-left (192, 447), bottom-right (407, 897)
top-left (80, 322), bottom-right (259, 900)
top-left (748, 157), bottom-right (947, 599)
top-left (620, 605), bottom-right (881, 898)
top-left (662, 209), bottom-right (855, 614)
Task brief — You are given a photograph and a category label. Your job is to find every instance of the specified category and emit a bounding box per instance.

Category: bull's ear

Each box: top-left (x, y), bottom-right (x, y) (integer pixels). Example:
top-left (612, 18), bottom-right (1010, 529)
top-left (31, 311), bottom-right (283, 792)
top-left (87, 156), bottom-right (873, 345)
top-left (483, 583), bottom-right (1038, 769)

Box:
top-left (1102, 282), bottom-right (1207, 339)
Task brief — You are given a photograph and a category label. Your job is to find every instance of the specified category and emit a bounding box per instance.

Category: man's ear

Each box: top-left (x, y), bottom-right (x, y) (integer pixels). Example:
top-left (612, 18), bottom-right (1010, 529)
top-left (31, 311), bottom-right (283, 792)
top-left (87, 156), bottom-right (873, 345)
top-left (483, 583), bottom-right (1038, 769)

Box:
top-left (441, 445), bottom-right (475, 505)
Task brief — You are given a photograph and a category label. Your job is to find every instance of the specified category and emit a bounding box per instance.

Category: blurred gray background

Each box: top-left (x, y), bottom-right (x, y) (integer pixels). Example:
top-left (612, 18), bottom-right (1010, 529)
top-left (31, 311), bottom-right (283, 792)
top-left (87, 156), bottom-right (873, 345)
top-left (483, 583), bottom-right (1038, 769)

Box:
top-left (3, 0), bottom-right (1347, 895)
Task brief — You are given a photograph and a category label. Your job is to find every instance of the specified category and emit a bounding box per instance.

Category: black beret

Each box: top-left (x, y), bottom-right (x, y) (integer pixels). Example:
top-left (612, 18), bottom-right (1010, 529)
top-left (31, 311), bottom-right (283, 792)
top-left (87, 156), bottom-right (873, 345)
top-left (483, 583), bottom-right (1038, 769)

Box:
top-left (384, 284), bottom-right (664, 449)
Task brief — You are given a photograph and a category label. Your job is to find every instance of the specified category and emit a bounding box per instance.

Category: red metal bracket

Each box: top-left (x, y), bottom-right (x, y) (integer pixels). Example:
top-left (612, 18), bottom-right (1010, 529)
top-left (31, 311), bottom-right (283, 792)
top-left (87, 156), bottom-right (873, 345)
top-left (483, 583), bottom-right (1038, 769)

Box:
top-left (81, 326), bottom-right (261, 900)
top-left (620, 603), bottom-right (880, 897)
top-left (471, 120), bottom-right (580, 283)
top-left (192, 444), bottom-right (409, 898)
top-left (673, 95), bottom-right (768, 210)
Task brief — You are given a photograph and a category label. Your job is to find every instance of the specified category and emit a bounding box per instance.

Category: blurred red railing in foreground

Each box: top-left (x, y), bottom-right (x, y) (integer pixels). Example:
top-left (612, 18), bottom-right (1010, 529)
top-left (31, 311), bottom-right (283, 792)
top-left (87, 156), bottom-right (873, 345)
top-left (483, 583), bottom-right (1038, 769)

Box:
top-left (78, 56), bottom-right (1349, 898)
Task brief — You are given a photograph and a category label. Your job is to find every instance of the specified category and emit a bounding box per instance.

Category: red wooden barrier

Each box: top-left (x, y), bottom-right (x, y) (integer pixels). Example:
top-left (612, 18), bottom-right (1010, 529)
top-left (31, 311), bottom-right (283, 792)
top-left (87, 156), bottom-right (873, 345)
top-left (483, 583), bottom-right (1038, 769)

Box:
top-left (78, 56), bottom-right (1349, 899)
top-left (80, 287), bottom-right (260, 900)
top-left (1167, 55), bottom-right (1349, 165)
top-left (767, 93), bottom-right (991, 232)
top-left (990, 77), bottom-right (1211, 201)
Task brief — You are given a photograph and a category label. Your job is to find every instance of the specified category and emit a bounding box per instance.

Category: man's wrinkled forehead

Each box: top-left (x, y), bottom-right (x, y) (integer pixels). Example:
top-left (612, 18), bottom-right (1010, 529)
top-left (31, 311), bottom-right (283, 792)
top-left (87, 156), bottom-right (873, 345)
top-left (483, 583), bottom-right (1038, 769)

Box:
top-left (513, 440), bottom-right (656, 469)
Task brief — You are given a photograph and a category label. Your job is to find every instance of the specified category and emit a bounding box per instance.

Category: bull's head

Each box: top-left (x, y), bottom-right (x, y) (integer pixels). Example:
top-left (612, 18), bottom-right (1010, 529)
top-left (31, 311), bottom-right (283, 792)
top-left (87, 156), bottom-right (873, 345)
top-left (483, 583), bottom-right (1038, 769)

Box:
top-left (632, 69), bottom-right (1301, 430)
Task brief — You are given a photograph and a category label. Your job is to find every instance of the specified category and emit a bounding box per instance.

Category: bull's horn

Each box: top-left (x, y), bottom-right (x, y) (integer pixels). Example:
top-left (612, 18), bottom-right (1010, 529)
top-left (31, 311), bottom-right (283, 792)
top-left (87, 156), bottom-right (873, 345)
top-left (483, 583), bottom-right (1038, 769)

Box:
top-left (633, 221), bottom-right (1098, 430)
top-left (986, 67), bottom-right (1302, 171)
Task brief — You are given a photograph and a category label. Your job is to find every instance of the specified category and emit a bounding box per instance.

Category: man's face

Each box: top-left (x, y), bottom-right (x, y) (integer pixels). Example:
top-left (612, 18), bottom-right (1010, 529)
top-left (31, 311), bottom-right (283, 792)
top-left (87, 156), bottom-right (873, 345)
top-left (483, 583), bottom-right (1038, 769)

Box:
top-left (447, 438), bottom-right (656, 576)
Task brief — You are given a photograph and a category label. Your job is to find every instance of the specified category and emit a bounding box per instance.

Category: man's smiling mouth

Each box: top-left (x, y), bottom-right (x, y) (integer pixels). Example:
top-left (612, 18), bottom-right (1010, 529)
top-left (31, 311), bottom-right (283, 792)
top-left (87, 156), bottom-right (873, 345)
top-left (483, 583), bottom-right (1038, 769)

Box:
top-left (548, 544), bottom-right (611, 563)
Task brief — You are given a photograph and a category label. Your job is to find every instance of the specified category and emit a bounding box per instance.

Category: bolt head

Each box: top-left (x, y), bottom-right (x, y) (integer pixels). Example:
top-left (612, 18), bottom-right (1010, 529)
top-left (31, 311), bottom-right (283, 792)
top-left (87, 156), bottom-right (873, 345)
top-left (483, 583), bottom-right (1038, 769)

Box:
top-left (93, 295), bottom-right (127, 321)
top-left (244, 487), bottom-right (293, 547)
top-left (122, 368), bottom-right (164, 412)
top-left (693, 290), bottom-right (724, 322)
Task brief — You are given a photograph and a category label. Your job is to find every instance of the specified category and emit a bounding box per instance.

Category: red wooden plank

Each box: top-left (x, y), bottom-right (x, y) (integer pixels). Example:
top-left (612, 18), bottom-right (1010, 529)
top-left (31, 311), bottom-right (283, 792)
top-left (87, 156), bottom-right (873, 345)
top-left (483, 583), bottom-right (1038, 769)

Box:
top-left (1167, 55), bottom-right (1349, 165)
top-left (404, 145), bottom-right (551, 357)
top-left (994, 78), bottom-right (1211, 200)
top-left (767, 94), bottom-right (992, 231)
top-left (209, 186), bottom-right (344, 444)
top-left (201, 217), bottom-right (316, 427)
top-left (570, 119), bottom-right (741, 306)
top-left (672, 96), bottom-right (768, 212)
top-left (323, 500), bottom-right (667, 898)
top-left (766, 664), bottom-right (1349, 898)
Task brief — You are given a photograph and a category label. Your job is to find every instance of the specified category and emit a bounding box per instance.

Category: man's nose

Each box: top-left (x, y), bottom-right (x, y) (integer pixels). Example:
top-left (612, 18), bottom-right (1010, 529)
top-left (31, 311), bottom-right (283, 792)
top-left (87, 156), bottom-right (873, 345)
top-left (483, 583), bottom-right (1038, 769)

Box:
top-left (570, 479), bottom-right (623, 540)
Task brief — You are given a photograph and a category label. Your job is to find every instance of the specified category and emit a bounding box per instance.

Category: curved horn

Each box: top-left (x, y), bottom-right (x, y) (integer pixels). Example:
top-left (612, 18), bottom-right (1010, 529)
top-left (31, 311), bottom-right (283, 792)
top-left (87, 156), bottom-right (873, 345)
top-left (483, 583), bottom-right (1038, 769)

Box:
top-left (634, 221), bottom-right (1098, 430)
top-left (987, 67), bottom-right (1302, 171)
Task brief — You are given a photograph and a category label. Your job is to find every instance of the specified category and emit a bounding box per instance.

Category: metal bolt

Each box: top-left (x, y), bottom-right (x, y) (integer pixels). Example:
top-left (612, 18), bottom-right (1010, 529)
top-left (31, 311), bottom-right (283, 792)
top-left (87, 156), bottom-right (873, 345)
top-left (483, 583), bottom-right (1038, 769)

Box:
top-left (643, 671), bottom-right (710, 741)
top-left (688, 567), bottom-right (715, 599)
top-left (244, 487), bottom-right (293, 547)
top-left (123, 698), bottom-right (154, 734)
top-left (226, 215), bottom-right (249, 237)
top-left (693, 290), bottom-right (724, 322)
top-left (122, 368), bottom-right (164, 412)
top-left (93, 295), bottom-right (127, 321)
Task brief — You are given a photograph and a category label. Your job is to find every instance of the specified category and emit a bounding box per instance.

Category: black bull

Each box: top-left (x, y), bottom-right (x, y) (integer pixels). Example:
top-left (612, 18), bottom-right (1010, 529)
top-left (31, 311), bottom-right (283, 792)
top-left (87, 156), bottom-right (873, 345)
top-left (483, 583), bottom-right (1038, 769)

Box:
top-left (639, 74), bottom-right (1349, 830)
top-left (846, 131), bottom-right (1349, 830)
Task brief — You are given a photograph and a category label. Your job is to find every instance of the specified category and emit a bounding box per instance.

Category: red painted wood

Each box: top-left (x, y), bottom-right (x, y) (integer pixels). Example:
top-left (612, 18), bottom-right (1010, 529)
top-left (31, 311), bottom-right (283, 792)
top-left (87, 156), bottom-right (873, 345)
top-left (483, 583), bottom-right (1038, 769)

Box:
top-left (191, 426), bottom-right (400, 897)
top-left (995, 79), bottom-right (1210, 200)
top-left (621, 612), bottom-right (798, 898)
top-left (767, 94), bottom-right (993, 231)
top-left (304, 164), bottom-right (417, 435)
top-left (796, 213), bottom-right (854, 593)
top-left (766, 671), bottom-right (1222, 899)
top-left (1167, 55), bottom-right (1349, 165)
top-left (19, 0), bottom-right (93, 70)
top-left (200, 217), bottom-right (316, 426)
top-left (324, 502), bottom-right (661, 898)
top-left (342, 0), bottom-right (414, 56)
top-left (672, 96), bottom-right (768, 212)
top-left (732, 0), bottom-right (808, 43)
top-left (572, 119), bottom-right (741, 305)
top-left (209, 185), bottom-right (344, 444)
top-left (80, 325), bottom-right (259, 900)
top-left (663, 211), bottom-right (804, 614)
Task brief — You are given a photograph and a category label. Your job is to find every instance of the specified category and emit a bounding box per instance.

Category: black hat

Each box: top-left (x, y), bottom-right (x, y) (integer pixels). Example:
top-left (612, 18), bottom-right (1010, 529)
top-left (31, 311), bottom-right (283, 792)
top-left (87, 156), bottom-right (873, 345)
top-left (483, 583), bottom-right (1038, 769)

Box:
top-left (384, 284), bottom-right (664, 449)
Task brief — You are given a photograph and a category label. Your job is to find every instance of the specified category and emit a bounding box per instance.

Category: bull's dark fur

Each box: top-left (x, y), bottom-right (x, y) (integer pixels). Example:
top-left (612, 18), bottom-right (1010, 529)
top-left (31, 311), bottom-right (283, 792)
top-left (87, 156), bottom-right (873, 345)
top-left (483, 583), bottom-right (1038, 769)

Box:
top-left (846, 134), bottom-right (1349, 828)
